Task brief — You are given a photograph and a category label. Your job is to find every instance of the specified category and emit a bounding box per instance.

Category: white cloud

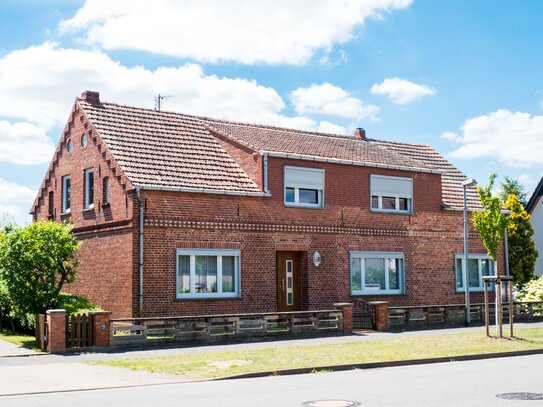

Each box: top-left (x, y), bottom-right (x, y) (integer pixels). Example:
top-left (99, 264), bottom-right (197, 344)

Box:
top-left (518, 173), bottom-right (537, 187)
top-left (0, 178), bottom-right (37, 225)
top-left (0, 42), bottom-right (348, 159)
top-left (447, 109), bottom-right (543, 168)
top-left (371, 77), bottom-right (436, 104)
top-left (59, 0), bottom-right (412, 65)
top-left (317, 121), bottom-right (349, 135)
top-left (290, 83), bottom-right (379, 121)
top-left (0, 121), bottom-right (55, 165)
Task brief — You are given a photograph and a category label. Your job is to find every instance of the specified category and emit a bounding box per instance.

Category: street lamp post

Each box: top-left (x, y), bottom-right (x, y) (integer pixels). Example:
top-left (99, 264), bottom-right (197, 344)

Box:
top-left (462, 178), bottom-right (477, 326)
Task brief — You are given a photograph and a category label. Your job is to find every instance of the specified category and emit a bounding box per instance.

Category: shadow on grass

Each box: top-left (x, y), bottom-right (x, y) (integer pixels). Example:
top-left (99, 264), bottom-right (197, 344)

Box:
top-left (0, 330), bottom-right (37, 350)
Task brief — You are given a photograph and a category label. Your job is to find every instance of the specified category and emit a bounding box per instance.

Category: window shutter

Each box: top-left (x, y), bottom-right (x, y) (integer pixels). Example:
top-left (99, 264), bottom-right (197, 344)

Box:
top-left (285, 167), bottom-right (324, 190)
top-left (371, 175), bottom-right (412, 197)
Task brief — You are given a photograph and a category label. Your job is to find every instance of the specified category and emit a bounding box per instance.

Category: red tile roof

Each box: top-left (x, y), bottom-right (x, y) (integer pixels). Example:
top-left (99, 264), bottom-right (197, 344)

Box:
top-left (77, 95), bottom-right (479, 209)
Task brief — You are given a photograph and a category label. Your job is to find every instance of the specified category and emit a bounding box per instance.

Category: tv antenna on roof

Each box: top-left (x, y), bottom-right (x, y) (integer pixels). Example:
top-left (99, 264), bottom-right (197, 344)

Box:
top-left (155, 94), bottom-right (171, 111)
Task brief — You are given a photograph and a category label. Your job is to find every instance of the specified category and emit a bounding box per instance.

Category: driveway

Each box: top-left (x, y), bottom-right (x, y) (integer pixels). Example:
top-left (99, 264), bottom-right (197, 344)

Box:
top-left (0, 338), bottom-right (36, 357)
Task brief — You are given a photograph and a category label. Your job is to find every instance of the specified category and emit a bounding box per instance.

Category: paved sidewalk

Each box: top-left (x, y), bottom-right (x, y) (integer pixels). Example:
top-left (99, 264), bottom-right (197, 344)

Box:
top-left (0, 338), bottom-right (37, 358)
top-left (0, 321), bottom-right (541, 396)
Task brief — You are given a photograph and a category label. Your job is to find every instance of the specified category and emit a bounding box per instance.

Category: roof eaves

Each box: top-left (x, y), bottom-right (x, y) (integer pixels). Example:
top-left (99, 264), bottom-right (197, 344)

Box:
top-left (262, 151), bottom-right (445, 175)
top-left (134, 184), bottom-right (270, 197)
top-left (526, 176), bottom-right (543, 213)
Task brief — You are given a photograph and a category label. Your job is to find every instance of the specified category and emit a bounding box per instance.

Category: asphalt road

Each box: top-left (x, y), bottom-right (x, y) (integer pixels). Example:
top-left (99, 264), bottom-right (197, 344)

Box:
top-left (2, 354), bottom-right (543, 407)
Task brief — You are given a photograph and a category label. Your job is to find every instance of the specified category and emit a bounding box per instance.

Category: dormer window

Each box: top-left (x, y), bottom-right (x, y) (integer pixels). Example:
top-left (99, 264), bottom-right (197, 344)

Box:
top-left (370, 174), bottom-right (413, 214)
top-left (84, 168), bottom-right (94, 209)
top-left (284, 166), bottom-right (324, 208)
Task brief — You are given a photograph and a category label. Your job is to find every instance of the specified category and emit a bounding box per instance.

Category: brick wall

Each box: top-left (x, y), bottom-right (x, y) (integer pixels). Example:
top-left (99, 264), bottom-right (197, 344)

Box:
top-left (33, 108), bottom-right (502, 318)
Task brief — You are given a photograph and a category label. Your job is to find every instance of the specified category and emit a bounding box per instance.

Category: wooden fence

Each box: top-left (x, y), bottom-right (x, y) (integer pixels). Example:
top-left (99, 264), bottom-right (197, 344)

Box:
top-left (110, 310), bottom-right (343, 347)
top-left (388, 301), bottom-right (543, 329)
top-left (66, 313), bottom-right (93, 348)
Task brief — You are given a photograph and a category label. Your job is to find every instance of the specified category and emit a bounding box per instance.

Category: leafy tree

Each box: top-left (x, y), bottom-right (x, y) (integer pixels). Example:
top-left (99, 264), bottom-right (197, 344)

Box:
top-left (498, 176), bottom-right (528, 206)
top-left (0, 221), bottom-right (80, 316)
top-left (505, 194), bottom-right (538, 287)
top-left (472, 173), bottom-right (509, 263)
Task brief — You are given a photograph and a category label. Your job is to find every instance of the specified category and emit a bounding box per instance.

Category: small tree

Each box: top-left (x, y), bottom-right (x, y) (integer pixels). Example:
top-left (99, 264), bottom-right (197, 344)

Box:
top-left (505, 194), bottom-right (538, 287)
top-left (472, 174), bottom-right (509, 266)
top-left (498, 176), bottom-right (528, 206)
top-left (0, 221), bottom-right (80, 316)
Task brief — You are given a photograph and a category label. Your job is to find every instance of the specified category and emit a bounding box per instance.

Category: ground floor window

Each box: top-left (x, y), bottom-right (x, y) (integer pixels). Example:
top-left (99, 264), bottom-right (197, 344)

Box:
top-left (455, 254), bottom-right (494, 292)
top-left (176, 249), bottom-right (240, 299)
top-left (350, 252), bottom-right (404, 295)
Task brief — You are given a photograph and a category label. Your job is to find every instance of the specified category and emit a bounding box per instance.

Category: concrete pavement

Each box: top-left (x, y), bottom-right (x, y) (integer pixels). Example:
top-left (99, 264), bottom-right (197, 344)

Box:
top-left (0, 321), bottom-right (542, 397)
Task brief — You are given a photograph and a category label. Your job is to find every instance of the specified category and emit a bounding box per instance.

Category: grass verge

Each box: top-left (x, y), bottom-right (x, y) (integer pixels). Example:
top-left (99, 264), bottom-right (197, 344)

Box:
top-left (88, 328), bottom-right (543, 379)
top-left (0, 330), bottom-right (37, 350)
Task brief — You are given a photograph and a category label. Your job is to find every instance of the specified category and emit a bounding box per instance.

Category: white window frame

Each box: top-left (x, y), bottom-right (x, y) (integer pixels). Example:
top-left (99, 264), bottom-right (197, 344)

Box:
top-left (176, 249), bottom-right (241, 299)
top-left (84, 168), bottom-right (94, 210)
top-left (350, 251), bottom-right (405, 295)
top-left (284, 166), bottom-right (324, 208)
top-left (454, 253), bottom-right (495, 292)
top-left (61, 175), bottom-right (71, 214)
top-left (370, 174), bottom-right (413, 214)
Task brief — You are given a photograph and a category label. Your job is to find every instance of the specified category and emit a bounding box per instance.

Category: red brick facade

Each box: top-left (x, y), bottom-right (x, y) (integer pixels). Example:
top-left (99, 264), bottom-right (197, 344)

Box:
top-left (32, 97), bottom-right (503, 318)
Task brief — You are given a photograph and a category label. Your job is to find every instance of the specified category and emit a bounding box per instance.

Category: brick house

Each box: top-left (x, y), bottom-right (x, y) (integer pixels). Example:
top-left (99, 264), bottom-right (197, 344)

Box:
top-left (31, 91), bottom-right (503, 318)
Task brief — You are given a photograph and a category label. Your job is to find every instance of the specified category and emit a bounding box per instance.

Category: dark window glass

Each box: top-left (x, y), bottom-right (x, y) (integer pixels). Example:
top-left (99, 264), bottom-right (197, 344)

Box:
top-left (371, 196), bottom-right (379, 209)
top-left (86, 170), bottom-right (94, 206)
top-left (399, 198), bottom-right (409, 211)
top-left (299, 188), bottom-right (318, 204)
top-left (285, 187), bottom-right (295, 202)
top-left (64, 177), bottom-right (71, 211)
top-left (382, 196), bottom-right (396, 210)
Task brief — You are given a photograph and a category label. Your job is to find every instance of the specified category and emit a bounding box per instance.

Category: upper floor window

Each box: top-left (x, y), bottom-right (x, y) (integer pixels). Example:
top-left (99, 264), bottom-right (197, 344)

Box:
top-left (61, 175), bottom-right (71, 213)
top-left (284, 166), bottom-right (324, 208)
top-left (84, 168), bottom-right (94, 209)
top-left (176, 249), bottom-right (240, 299)
top-left (81, 134), bottom-right (88, 148)
top-left (455, 254), bottom-right (494, 292)
top-left (66, 139), bottom-right (73, 153)
top-left (102, 176), bottom-right (110, 205)
top-left (48, 191), bottom-right (54, 218)
top-left (351, 252), bottom-right (404, 295)
top-left (370, 174), bottom-right (413, 214)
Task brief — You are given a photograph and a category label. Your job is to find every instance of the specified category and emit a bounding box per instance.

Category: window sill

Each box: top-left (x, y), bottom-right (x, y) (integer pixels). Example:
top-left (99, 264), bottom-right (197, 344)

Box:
top-left (101, 203), bottom-right (111, 208)
top-left (351, 292), bottom-right (405, 296)
top-left (284, 203), bottom-right (324, 209)
top-left (371, 209), bottom-right (412, 215)
top-left (176, 295), bottom-right (241, 301)
top-left (456, 288), bottom-right (488, 293)
top-left (83, 206), bottom-right (95, 212)
top-left (60, 211), bottom-right (71, 216)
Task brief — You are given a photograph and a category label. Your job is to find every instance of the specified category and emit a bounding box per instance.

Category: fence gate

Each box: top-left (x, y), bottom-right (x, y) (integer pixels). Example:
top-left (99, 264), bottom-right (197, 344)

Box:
top-left (66, 314), bottom-right (94, 348)
top-left (35, 314), bottom-right (47, 351)
top-left (353, 299), bottom-right (376, 330)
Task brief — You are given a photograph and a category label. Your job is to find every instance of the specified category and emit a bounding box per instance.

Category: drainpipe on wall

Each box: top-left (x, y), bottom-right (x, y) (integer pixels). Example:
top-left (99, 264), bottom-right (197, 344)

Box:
top-left (263, 152), bottom-right (269, 194)
top-left (136, 187), bottom-right (144, 318)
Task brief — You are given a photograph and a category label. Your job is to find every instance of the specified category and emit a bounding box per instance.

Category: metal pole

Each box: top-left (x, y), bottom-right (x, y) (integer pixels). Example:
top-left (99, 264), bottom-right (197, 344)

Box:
top-left (497, 278), bottom-right (503, 338)
top-left (463, 185), bottom-right (470, 325)
top-left (504, 227), bottom-right (510, 276)
top-left (484, 279), bottom-right (490, 337)
top-left (509, 281), bottom-right (514, 338)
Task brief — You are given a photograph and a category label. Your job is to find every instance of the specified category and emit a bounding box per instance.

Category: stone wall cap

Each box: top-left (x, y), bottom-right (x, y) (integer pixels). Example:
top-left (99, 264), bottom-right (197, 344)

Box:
top-left (46, 309), bottom-right (67, 314)
top-left (334, 302), bottom-right (354, 307)
top-left (368, 301), bottom-right (389, 305)
top-left (90, 311), bottom-right (112, 315)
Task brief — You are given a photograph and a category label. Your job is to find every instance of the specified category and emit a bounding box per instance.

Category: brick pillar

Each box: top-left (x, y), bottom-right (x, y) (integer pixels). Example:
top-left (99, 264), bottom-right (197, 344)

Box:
top-left (90, 311), bottom-right (112, 347)
top-left (334, 303), bottom-right (354, 334)
top-left (370, 301), bottom-right (389, 331)
top-left (46, 309), bottom-right (66, 353)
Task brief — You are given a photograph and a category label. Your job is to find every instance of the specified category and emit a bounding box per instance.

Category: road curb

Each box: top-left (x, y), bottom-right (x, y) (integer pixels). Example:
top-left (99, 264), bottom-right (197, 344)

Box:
top-left (214, 348), bottom-right (543, 380)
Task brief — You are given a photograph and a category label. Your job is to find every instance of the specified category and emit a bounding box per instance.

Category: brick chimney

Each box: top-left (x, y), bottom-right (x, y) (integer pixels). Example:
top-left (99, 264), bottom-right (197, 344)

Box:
top-left (80, 91), bottom-right (101, 105)
top-left (354, 127), bottom-right (366, 140)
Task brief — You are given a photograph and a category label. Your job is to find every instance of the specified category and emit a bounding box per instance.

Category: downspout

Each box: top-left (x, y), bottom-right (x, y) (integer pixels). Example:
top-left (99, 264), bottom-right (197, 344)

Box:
top-left (136, 187), bottom-right (144, 317)
top-left (263, 152), bottom-right (269, 194)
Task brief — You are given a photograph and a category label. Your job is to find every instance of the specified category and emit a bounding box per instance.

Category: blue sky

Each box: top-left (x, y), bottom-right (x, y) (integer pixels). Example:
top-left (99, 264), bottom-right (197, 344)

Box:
top-left (1, 0), bottom-right (543, 223)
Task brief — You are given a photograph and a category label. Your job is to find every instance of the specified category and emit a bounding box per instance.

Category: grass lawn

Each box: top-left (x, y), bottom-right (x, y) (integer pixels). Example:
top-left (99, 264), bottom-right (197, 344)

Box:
top-left (0, 330), bottom-right (37, 350)
top-left (89, 328), bottom-right (543, 379)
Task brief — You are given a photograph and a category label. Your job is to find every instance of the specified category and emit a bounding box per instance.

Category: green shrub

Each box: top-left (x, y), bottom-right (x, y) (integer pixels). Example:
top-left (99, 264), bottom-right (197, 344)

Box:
top-left (57, 293), bottom-right (101, 315)
top-left (517, 276), bottom-right (543, 302)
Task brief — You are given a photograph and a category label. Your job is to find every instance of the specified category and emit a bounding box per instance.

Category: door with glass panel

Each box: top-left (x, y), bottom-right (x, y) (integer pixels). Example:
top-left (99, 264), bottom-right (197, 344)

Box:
top-left (276, 252), bottom-right (302, 312)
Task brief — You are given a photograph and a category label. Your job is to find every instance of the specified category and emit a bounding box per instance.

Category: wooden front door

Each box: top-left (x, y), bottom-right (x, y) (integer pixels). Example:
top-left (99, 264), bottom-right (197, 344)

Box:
top-left (276, 252), bottom-right (302, 312)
